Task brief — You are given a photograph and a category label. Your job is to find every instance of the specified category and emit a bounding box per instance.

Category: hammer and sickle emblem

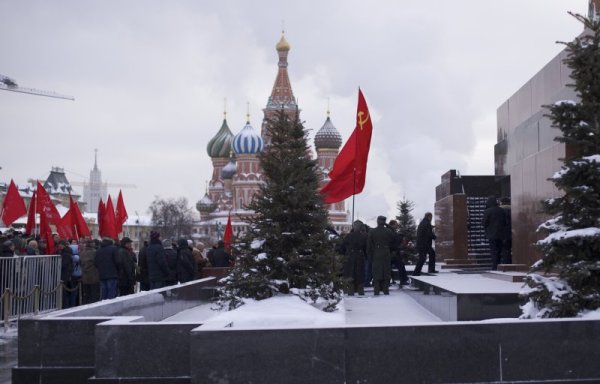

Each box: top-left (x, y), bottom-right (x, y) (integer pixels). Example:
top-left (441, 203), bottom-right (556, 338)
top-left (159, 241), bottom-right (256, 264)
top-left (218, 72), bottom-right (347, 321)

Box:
top-left (357, 111), bottom-right (370, 130)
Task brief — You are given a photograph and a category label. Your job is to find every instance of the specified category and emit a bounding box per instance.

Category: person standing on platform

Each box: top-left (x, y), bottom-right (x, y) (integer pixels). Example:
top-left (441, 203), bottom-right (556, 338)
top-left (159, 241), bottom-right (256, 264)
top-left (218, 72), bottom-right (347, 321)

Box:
top-left (137, 240), bottom-right (150, 291)
top-left (342, 220), bottom-right (368, 296)
top-left (414, 212), bottom-right (437, 276)
top-left (482, 196), bottom-right (507, 270)
top-left (388, 220), bottom-right (410, 286)
top-left (367, 216), bottom-right (394, 295)
top-left (177, 238), bottom-right (196, 283)
top-left (208, 240), bottom-right (231, 267)
top-left (499, 197), bottom-right (512, 265)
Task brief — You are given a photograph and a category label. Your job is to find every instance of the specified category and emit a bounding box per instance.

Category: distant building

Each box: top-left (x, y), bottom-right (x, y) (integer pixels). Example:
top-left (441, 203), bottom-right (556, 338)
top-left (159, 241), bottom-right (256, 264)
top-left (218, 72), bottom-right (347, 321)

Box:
top-left (195, 33), bottom-right (350, 245)
top-left (83, 149), bottom-right (108, 214)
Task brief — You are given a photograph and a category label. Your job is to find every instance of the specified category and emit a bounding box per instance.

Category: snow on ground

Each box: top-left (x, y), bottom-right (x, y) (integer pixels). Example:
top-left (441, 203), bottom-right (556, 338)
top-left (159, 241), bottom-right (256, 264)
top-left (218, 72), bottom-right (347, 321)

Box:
top-left (411, 273), bottom-right (525, 294)
top-left (163, 285), bottom-right (441, 328)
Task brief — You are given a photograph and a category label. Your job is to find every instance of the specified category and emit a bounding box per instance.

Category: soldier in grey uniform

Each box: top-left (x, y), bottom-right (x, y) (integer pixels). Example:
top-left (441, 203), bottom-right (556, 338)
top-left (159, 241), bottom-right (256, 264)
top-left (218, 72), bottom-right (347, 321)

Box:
top-left (367, 216), bottom-right (394, 295)
top-left (342, 220), bottom-right (368, 295)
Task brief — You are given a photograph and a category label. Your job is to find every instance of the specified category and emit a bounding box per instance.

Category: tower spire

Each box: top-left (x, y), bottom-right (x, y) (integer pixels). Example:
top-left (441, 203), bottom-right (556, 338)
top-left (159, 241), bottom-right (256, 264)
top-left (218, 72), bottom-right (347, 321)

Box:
top-left (94, 148), bottom-right (98, 171)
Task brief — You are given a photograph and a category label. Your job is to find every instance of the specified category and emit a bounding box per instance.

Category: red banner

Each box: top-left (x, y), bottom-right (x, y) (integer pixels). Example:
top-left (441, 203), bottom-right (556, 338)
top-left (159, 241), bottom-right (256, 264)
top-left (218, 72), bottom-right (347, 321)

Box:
top-left (1, 179), bottom-right (27, 226)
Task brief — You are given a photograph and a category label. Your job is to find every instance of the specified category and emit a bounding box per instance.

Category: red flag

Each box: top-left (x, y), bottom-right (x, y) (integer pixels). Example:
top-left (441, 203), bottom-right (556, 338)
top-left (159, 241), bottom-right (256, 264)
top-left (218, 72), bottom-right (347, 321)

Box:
top-left (57, 209), bottom-right (75, 240)
top-left (97, 198), bottom-right (105, 237)
top-left (115, 190), bottom-right (128, 235)
top-left (57, 195), bottom-right (91, 241)
top-left (39, 213), bottom-right (55, 255)
top-left (320, 88), bottom-right (373, 204)
top-left (25, 191), bottom-right (37, 235)
top-left (36, 182), bottom-right (61, 225)
top-left (70, 195), bottom-right (91, 238)
top-left (1, 179), bottom-right (27, 226)
top-left (103, 195), bottom-right (118, 239)
top-left (223, 212), bottom-right (233, 252)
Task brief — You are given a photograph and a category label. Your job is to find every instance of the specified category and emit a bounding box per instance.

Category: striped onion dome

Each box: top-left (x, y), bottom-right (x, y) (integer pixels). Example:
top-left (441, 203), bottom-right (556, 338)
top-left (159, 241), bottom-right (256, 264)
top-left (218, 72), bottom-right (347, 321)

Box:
top-left (314, 116), bottom-right (342, 150)
top-left (233, 120), bottom-right (264, 155)
top-left (207, 119), bottom-right (234, 158)
top-left (196, 193), bottom-right (217, 213)
top-left (221, 159), bottom-right (237, 180)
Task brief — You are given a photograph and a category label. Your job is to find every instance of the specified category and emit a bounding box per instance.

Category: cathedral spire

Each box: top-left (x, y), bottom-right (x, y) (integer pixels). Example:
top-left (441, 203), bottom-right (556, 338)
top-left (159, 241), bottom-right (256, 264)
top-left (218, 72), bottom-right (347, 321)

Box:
top-left (93, 148), bottom-right (98, 171)
top-left (265, 31), bottom-right (297, 113)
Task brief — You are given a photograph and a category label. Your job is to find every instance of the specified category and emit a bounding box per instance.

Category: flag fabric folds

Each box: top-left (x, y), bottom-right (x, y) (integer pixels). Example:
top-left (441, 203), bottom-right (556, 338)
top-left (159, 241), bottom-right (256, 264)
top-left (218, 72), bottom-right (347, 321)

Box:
top-left (115, 190), bottom-right (128, 235)
top-left (103, 195), bottom-right (118, 239)
top-left (25, 191), bottom-right (37, 235)
top-left (223, 212), bottom-right (233, 252)
top-left (39, 211), bottom-right (55, 255)
top-left (36, 182), bottom-right (61, 225)
top-left (57, 194), bottom-right (91, 240)
top-left (320, 88), bottom-right (373, 204)
top-left (1, 179), bottom-right (27, 226)
top-left (97, 199), bottom-right (105, 237)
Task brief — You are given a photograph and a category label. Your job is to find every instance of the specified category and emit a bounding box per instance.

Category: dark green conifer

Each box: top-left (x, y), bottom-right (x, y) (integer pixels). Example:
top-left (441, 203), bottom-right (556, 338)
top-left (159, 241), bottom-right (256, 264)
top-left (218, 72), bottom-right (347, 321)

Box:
top-left (219, 111), bottom-right (343, 312)
top-left (522, 14), bottom-right (600, 318)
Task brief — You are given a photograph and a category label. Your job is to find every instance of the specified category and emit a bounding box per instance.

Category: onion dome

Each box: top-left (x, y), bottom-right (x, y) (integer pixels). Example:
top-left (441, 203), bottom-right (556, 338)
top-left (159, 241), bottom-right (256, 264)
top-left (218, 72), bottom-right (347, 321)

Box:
top-left (276, 33), bottom-right (290, 51)
top-left (196, 193), bottom-right (217, 213)
top-left (207, 119), bottom-right (234, 158)
top-left (233, 119), bottom-right (264, 155)
top-left (221, 159), bottom-right (237, 180)
top-left (314, 115), bottom-right (342, 150)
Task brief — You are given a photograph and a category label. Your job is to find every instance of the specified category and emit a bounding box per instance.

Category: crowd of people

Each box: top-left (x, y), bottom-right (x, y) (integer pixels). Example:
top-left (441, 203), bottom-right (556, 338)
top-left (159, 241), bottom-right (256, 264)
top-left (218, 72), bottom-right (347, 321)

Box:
top-left (0, 229), bottom-right (234, 309)
top-left (337, 212), bottom-right (437, 297)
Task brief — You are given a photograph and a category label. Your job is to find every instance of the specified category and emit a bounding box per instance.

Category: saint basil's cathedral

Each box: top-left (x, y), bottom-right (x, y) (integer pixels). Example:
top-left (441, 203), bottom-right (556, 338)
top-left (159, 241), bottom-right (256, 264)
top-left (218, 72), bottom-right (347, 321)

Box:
top-left (195, 33), bottom-right (350, 244)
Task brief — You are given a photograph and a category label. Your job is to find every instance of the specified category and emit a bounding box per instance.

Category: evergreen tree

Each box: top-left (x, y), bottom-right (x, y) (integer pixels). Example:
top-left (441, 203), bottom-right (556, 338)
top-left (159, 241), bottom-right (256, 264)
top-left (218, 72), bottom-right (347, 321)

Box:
top-left (218, 111), bottom-right (343, 312)
top-left (522, 14), bottom-right (600, 318)
top-left (395, 197), bottom-right (418, 264)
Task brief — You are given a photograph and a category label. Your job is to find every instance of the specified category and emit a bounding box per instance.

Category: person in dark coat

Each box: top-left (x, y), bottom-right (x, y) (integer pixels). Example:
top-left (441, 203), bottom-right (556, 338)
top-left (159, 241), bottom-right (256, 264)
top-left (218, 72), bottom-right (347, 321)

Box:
top-left (414, 212), bottom-right (437, 276)
top-left (388, 220), bottom-right (410, 286)
top-left (57, 240), bottom-right (74, 308)
top-left (117, 237), bottom-right (137, 296)
top-left (25, 239), bottom-right (39, 255)
top-left (208, 240), bottom-right (231, 267)
top-left (146, 231), bottom-right (169, 289)
top-left (482, 196), bottom-right (508, 270)
top-left (94, 238), bottom-right (120, 300)
top-left (177, 238), bottom-right (196, 283)
top-left (1, 240), bottom-right (16, 256)
top-left (162, 239), bottom-right (178, 286)
top-left (499, 197), bottom-right (512, 265)
top-left (137, 241), bottom-right (150, 291)
top-left (80, 238), bottom-right (100, 305)
top-left (367, 216), bottom-right (394, 295)
top-left (342, 220), bottom-right (368, 296)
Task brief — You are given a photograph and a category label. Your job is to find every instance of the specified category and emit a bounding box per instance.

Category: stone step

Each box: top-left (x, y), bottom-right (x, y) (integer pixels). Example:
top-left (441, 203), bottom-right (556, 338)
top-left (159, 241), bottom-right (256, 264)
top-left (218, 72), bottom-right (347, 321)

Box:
top-left (484, 271), bottom-right (527, 283)
top-left (497, 264), bottom-right (529, 272)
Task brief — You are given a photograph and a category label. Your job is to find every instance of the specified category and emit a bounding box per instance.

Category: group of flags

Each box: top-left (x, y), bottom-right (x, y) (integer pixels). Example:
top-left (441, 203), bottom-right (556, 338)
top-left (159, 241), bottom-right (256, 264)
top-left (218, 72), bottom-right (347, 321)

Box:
top-left (0, 179), bottom-right (127, 254)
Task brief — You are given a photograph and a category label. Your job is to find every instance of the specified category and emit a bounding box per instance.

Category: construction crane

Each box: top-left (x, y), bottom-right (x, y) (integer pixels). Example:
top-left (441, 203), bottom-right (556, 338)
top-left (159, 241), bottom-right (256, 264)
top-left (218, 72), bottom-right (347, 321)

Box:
top-left (0, 74), bottom-right (74, 101)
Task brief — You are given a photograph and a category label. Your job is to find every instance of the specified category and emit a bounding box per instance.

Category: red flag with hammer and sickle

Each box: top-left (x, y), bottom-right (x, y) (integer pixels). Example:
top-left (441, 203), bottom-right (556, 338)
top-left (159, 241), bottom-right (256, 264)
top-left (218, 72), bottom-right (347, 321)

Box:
top-left (320, 88), bottom-right (373, 204)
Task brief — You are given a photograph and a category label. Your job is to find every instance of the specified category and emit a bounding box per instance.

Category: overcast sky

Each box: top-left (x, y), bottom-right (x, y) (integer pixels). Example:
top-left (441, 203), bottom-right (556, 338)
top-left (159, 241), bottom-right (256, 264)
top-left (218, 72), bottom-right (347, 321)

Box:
top-left (0, 0), bottom-right (588, 224)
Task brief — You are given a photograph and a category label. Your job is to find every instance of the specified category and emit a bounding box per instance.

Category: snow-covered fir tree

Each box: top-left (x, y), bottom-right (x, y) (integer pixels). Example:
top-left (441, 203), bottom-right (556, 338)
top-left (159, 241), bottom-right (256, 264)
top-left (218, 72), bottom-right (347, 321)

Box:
top-left (218, 111), bottom-right (343, 312)
top-left (522, 14), bottom-right (600, 318)
top-left (395, 197), bottom-right (418, 264)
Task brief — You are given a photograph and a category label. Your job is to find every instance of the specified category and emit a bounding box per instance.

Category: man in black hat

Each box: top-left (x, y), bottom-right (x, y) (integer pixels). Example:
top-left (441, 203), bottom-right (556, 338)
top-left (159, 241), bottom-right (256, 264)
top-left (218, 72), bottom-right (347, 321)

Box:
top-left (367, 216), bottom-right (394, 295)
top-left (117, 237), bottom-right (137, 296)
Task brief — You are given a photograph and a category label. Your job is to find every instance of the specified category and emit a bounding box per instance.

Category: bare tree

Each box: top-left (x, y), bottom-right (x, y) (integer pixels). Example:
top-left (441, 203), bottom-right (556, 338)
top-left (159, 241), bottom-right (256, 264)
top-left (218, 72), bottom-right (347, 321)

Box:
top-left (148, 197), bottom-right (195, 239)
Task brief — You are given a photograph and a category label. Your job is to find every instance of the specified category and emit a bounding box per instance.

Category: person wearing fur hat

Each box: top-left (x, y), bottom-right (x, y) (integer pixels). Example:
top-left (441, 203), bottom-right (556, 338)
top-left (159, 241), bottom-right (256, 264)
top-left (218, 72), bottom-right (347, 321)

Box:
top-left (117, 237), bottom-right (137, 296)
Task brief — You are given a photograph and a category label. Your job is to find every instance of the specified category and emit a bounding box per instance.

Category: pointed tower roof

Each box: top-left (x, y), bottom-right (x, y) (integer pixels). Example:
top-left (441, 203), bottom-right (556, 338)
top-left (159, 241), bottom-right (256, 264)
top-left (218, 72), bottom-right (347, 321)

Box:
top-left (44, 166), bottom-right (75, 196)
top-left (264, 31), bottom-right (297, 112)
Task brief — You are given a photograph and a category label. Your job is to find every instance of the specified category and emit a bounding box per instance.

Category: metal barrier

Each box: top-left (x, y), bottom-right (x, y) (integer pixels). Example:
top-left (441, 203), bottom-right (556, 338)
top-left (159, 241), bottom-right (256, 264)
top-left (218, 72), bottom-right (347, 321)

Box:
top-left (1, 255), bottom-right (61, 324)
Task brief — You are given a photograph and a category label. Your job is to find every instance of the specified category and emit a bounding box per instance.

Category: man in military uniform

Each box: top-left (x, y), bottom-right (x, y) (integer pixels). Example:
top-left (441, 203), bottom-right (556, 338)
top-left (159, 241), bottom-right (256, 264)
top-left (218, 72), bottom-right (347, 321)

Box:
top-left (388, 220), bottom-right (410, 286)
top-left (367, 216), bottom-right (394, 295)
top-left (342, 220), bottom-right (368, 295)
